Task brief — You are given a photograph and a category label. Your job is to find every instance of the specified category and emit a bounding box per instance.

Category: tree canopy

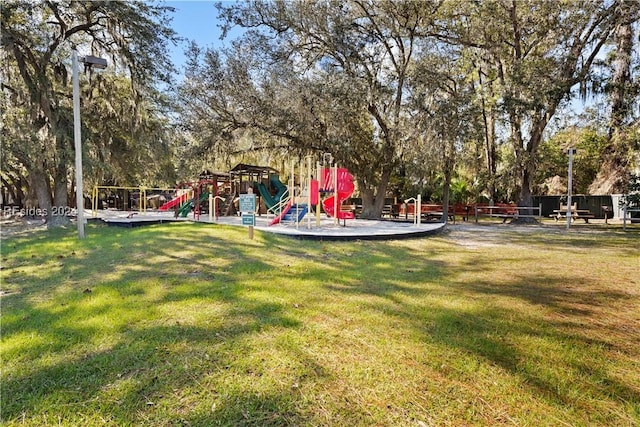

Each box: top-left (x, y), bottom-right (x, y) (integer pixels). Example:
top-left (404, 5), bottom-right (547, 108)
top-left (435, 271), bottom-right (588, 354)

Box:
top-left (2, 0), bottom-right (639, 222)
top-left (175, 0), bottom-right (638, 218)
top-left (1, 0), bottom-right (177, 223)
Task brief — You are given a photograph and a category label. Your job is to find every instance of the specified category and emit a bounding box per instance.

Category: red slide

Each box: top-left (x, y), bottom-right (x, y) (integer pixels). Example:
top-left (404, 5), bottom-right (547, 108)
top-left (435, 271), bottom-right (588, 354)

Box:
top-left (268, 200), bottom-right (292, 226)
top-left (321, 168), bottom-right (355, 220)
top-left (158, 193), bottom-right (189, 211)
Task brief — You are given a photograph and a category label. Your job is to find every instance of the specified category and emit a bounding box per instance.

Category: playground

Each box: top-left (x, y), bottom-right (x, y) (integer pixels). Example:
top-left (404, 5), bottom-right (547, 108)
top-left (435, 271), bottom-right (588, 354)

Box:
top-left (92, 210), bottom-right (444, 240)
top-left (84, 159), bottom-right (637, 240)
top-left (88, 159), bottom-right (448, 240)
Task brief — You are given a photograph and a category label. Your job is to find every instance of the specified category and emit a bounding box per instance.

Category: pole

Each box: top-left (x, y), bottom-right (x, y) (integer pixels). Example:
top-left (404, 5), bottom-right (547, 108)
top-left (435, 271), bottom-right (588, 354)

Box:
top-left (567, 148), bottom-right (574, 230)
top-left (248, 187), bottom-right (254, 239)
top-left (209, 192), bottom-right (213, 222)
top-left (139, 186), bottom-right (144, 214)
top-left (333, 164), bottom-right (338, 225)
top-left (91, 186), bottom-right (97, 217)
top-left (290, 160), bottom-right (294, 205)
top-left (307, 156), bottom-right (311, 229)
top-left (316, 161), bottom-right (321, 227)
top-left (72, 51), bottom-right (85, 239)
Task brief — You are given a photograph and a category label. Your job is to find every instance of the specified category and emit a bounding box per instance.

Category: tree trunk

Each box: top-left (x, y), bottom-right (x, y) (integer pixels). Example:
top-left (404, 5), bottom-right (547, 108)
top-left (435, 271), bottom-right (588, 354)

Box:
top-left (608, 7), bottom-right (633, 137)
top-left (510, 102), bottom-right (553, 222)
top-left (1, 175), bottom-right (25, 208)
top-left (518, 169), bottom-right (533, 207)
top-left (512, 167), bottom-right (538, 224)
top-left (359, 187), bottom-right (376, 218)
top-left (359, 165), bottom-right (392, 219)
top-left (15, 176), bottom-right (26, 208)
top-left (53, 166), bottom-right (69, 207)
top-left (442, 166), bottom-right (451, 224)
top-left (589, 12), bottom-right (634, 195)
top-left (29, 168), bottom-right (52, 215)
top-left (486, 110), bottom-right (497, 203)
top-left (360, 186), bottom-right (386, 219)
top-left (49, 164), bottom-right (72, 227)
top-left (478, 65), bottom-right (497, 203)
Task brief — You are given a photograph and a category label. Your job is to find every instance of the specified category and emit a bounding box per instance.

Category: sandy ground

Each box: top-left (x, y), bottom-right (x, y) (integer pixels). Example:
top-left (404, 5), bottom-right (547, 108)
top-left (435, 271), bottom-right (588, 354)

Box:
top-left (0, 216), bottom-right (48, 240)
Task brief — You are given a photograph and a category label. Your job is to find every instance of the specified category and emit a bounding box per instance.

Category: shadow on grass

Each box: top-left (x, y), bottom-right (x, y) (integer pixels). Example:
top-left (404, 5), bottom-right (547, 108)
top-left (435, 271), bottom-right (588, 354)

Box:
top-left (323, 251), bottom-right (639, 422)
top-left (2, 222), bottom-right (638, 425)
top-left (4, 222), bottom-right (428, 425)
top-left (2, 223), bottom-right (316, 424)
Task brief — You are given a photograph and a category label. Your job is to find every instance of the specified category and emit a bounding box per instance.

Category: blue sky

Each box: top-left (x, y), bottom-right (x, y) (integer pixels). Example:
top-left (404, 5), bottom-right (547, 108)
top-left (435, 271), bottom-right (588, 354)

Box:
top-left (166, 1), bottom-right (239, 74)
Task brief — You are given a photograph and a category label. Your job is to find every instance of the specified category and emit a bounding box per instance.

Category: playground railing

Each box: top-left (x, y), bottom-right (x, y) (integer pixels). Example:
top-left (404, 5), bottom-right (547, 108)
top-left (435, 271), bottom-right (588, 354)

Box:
top-left (211, 195), bottom-right (226, 221)
top-left (404, 196), bottom-right (421, 226)
top-left (91, 185), bottom-right (191, 217)
top-left (622, 206), bottom-right (640, 230)
top-left (266, 189), bottom-right (290, 221)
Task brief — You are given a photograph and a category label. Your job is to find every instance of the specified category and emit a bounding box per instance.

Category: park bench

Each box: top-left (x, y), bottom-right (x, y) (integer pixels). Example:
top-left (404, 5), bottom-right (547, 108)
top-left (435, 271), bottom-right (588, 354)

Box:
top-left (474, 204), bottom-right (518, 223)
top-left (453, 204), bottom-right (471, 222)
top-left (341, 204), bottom-right (356, 215)
top-left (382, 204), bottom-right (399, 218)
top-left (622, 206), bottom-right (640, 230)
top-left (398, 203), bottom-right (471, 222)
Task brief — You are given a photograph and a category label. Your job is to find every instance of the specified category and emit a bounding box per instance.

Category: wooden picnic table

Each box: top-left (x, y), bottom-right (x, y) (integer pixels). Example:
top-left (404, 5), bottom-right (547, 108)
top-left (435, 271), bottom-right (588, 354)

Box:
top-left (551, 208), bottom-right (595, 223)
top-left (399, 203), bottom-right (466, 222)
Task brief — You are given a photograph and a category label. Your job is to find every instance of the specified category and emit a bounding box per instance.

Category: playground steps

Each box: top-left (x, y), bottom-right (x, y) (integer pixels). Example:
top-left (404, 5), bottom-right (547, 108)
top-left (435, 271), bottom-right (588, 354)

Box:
top-left (282, 204), bottom-right (308, 223)
top-left (221, 193), bottom-right (236, 216)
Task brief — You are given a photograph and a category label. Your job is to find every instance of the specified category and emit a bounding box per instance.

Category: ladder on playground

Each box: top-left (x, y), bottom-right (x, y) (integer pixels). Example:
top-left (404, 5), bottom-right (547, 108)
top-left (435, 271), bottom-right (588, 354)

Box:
top-left (221, 193), bottom-right (236, 216)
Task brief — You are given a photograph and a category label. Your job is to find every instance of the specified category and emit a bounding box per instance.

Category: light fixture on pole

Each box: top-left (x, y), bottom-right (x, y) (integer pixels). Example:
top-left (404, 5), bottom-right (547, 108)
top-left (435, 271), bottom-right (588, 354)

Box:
top-left (566, 148), bottom-right (576, 230)
top-left (72, 50), bottom-right (107, 239)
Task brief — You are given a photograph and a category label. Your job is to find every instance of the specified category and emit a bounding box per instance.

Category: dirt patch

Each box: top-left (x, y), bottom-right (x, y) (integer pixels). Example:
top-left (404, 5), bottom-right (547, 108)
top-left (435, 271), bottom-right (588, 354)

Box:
top-left (444, 222), bottom-right (568, 249)
top-left (0, 216), bottom-right (47, 240)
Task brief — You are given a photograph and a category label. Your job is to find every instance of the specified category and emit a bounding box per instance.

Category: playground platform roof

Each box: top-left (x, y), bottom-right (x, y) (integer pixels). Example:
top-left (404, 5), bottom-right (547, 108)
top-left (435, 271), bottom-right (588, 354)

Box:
top-left (230, 164), bottom-right (279, 175)
top-left (92, 210), bottom-right (445, 241)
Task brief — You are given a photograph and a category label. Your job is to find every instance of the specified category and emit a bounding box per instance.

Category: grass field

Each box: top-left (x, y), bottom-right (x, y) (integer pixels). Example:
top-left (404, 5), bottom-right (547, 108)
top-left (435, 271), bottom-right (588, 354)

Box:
top-left (1, 222), bottom-right (639, 426)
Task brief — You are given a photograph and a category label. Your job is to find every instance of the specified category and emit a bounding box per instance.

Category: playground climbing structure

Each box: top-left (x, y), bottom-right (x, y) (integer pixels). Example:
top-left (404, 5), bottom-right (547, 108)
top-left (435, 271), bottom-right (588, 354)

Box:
top-left (320, 167), bottom-right (355, 221)
top-left (267, 156), bottom-right (356, 228)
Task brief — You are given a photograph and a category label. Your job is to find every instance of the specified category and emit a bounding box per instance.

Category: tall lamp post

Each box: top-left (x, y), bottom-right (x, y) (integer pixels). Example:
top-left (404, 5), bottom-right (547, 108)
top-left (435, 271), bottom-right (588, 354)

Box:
top-left (72, 51), bottom-right (107, 239)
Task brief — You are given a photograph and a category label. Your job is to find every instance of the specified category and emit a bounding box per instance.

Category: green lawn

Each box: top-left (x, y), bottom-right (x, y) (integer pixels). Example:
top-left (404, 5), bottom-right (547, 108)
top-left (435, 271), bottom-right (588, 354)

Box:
top-left (1, 222), bottom-right (639, 426)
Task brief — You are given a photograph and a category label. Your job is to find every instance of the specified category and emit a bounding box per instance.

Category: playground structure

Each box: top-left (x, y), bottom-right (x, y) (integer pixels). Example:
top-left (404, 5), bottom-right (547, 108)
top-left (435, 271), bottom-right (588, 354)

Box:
top-left (230, 164), bottom-right (280, 216)
top-left (89, 163), bottom-right (537, 227)
top-left (91, 159), bottom-right (620, 238)
top-left (156, 170), bottom-right (234, 220)
top-left (93, 159), bottom-right (516, 229)
top-left (91, 170), bottom-right (230, 220)
top-left (264, 155), bottom-right (356, 228)
top-left (91, 158), bottom-right (355, 224)
top-left (161, 179), bottom-right (218, 220)
top-left (90, 158), bottom-right (446, 241)
top-left (91, 185), bottom-right (177, 215)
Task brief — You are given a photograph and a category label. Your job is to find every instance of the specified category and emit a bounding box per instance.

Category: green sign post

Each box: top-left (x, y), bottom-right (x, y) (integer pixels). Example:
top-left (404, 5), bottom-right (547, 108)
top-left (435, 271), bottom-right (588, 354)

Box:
top-left (239, 193), bottom-right (257, 239)
top-left (239, 194), bottom-right (256, 213)
top-left (241, 213), bottom-right (256, 226)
